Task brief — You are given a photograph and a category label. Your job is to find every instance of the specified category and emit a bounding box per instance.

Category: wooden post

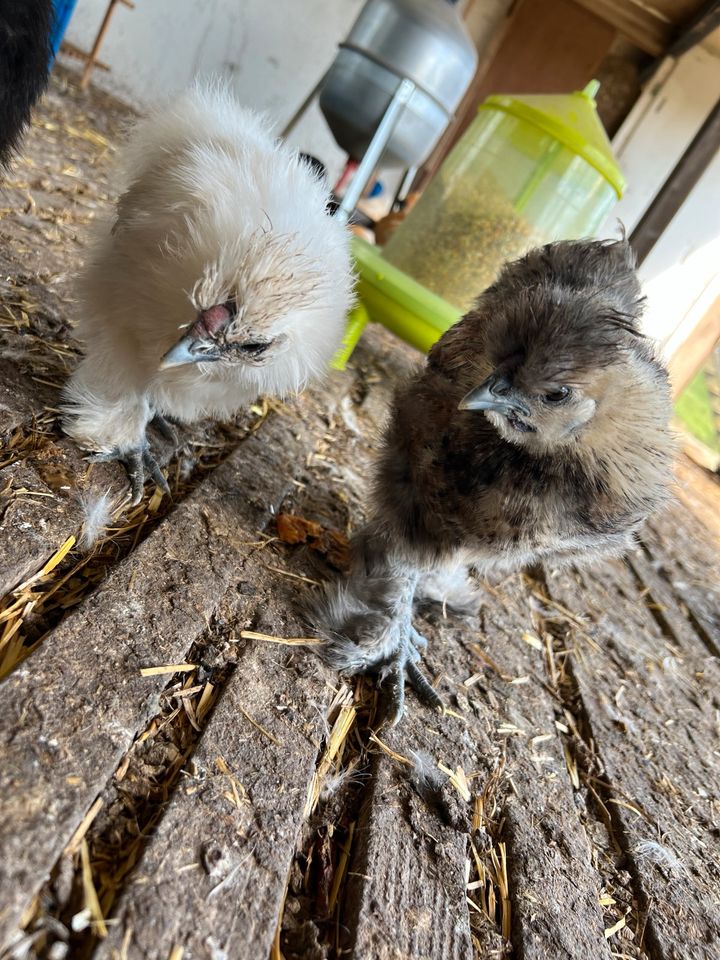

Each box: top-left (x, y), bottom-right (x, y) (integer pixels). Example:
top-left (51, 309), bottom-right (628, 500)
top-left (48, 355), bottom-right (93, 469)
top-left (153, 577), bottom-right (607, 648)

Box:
top-left (668, 296), bottom-right (720, 399)
top-left (80, 0), bottom-right (135, 90)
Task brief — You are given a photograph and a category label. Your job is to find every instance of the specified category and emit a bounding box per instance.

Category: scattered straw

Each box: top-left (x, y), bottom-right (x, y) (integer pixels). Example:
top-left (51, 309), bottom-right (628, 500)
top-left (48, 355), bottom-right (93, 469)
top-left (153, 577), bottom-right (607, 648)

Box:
top-left (65, 797), bottom-right (103, 858)
top-left (239, 630), bottom-right (322, 646)
top-left (491, 842), bottom-right (511, 940)
top-left (14, 535), bottom-right (76, 591)
top-left (196, 682), bottom-right (214, 723)
top-left (237, 705), bottom-right (281, 746)
top-left (262, 563), bottom-right (321, 586)
top-left (368, 732), bottom-right (412, 767)
top-left (604, 916), bottom-right (627, 939)
top-left (563, 743), bottom-right (581, 789)
top-left (79, 838), bottom-right (107, 939)
top-left (215, 756), bottom-right (247, 809)
top-left (441, 706), bottom-right (468, 722)
top-left (470, 641), bottom-right (514, 681)
top-left (119, 926), bottom-right (133, 960)
top-left (139, 663), bottom-right (197, 677)
top-left (305, 700), bottom-right (357, 816)
top-left (327, 820), bottom-right (356, 914)
top-left (438, 762), bottom-right (471, 802)
top-left (521, 631), bottom-right (543, 651)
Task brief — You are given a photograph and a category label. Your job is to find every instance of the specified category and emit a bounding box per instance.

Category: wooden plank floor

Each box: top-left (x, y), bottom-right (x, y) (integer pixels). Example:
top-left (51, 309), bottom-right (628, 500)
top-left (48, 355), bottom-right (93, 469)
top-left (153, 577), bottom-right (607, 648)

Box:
top-left (0, 69), bottom-right (719, 960)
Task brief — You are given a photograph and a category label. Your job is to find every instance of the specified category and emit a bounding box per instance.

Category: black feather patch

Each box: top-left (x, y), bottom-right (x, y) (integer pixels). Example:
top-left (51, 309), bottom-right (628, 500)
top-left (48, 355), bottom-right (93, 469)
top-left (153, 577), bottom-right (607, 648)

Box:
top-left (0, 0), bottom-right (53, 169)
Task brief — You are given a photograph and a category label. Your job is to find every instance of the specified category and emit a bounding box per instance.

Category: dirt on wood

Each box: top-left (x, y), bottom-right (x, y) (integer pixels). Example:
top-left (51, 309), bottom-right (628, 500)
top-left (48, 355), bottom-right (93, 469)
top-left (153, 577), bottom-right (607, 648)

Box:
top-left (0, 65), bottom-right (718, 960)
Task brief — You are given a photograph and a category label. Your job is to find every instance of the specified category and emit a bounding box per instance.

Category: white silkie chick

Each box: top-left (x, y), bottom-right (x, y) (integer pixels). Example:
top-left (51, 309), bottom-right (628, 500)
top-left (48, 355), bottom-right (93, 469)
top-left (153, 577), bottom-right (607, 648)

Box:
top-left (62, 81), bottom-right (354, 503)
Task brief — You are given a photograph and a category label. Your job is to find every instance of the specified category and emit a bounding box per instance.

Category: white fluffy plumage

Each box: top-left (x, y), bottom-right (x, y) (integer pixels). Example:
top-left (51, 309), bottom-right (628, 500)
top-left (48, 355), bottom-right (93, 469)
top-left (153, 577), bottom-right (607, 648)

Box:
top-left (61, 80), bottom-right (353, 498)
top-left (76, 489), bottom-right (114, 552)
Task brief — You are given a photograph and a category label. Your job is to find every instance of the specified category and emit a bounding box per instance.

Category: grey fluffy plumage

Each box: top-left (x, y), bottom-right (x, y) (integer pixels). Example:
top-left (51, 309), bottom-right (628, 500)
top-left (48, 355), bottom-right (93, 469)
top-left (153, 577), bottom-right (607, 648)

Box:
top-left (317, 238), bottom-right (675, 724)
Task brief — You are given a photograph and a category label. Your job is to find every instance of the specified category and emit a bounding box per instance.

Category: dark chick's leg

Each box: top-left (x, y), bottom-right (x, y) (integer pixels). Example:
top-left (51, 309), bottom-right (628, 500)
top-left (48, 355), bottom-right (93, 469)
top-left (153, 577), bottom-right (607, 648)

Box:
top-left (317, 526), bottom-right (443, 725)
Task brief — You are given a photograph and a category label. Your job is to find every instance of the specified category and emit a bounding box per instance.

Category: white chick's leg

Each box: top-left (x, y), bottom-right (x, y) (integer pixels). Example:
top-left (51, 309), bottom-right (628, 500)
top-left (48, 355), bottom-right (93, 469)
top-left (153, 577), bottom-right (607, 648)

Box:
top-left (62, 357), bottom-right (169, 505)
top-left (315, 525), bottom-right (443, 725)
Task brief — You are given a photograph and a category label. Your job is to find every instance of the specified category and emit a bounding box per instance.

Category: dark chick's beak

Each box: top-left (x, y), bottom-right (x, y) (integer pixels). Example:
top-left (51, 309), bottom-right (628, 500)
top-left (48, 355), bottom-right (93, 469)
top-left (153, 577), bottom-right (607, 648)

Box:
top-left (159, 336), bottom-right (222, 370)
top-left (458, 374), bottom-right (529, 416)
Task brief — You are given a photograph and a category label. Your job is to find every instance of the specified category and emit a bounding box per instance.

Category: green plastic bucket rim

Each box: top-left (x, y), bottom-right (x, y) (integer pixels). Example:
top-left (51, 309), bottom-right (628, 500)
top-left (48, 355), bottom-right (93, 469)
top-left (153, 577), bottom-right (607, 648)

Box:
top-left (479, 83), bottom-right (625, 199)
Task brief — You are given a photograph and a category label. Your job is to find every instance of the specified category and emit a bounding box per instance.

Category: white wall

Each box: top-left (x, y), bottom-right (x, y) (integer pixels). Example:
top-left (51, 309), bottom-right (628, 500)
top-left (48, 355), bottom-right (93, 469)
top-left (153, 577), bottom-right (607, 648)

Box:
top-left (596, 40), bottom-right (720, 357)
top-left (62, 0), bottom-right (512, 191)
top-left (641, 150), bottom-right (720, 357)
top-left (62, 0), bottom-right (365, 182)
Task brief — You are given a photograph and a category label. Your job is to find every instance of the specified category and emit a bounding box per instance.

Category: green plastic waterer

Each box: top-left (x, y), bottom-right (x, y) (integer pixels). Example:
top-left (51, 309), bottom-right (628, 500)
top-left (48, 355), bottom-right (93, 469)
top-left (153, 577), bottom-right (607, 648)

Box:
top-left (334, 81), bottom-right (625, 366)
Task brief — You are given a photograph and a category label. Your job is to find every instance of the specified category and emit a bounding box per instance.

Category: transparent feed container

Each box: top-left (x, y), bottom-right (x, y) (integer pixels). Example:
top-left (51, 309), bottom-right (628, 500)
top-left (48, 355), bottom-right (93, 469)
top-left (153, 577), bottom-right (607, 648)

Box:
top-left (382, 81), bottom-right (624, 313)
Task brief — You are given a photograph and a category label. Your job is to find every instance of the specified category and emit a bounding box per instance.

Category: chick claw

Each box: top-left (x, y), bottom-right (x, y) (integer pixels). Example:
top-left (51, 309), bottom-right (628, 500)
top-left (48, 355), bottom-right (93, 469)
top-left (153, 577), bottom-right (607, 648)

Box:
top-left (88, 444), bottom-right (171, 506)
top-left (380, 628), bottom-right (443, 727)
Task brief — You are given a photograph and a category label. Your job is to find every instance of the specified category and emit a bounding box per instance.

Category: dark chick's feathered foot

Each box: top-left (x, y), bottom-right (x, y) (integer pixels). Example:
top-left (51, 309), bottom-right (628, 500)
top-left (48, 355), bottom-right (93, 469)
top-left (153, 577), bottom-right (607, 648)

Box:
top-left (317, 569), bottom-right (444, 726)
top-left (381, 628), bottom-right (444, 726)
top-left (323, 619), bottom-right (442, 726)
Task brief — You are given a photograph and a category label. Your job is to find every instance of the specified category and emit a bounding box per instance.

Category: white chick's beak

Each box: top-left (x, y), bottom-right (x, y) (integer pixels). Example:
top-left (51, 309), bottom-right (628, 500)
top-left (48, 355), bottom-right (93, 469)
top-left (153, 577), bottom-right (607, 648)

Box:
top-left (159, 336), bottom-right (221, 370)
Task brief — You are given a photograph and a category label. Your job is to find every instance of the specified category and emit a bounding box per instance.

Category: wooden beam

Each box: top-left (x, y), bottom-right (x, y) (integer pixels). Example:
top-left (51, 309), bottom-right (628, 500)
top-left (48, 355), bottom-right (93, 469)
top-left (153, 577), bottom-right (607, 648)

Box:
top-left (666, 0), bottom-right (720, 57)
top-left (80, 0), bottom-right (129, 90)
top-left (648, 0), bottom-right (714, 26)
top-left (576, 0), bottom-right (718, 58)
top-left (630, 98), bottom-right (720, 264)
top-left (573, 0), bottom-right (672, 55)
top-left (58, 40), bottom-right (110, 73)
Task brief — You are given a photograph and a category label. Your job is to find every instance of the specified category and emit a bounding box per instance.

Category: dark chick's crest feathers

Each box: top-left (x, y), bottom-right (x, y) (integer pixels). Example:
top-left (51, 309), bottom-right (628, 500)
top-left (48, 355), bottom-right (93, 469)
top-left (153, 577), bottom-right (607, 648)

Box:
top-left (431, 238), bottom-right (647, 384)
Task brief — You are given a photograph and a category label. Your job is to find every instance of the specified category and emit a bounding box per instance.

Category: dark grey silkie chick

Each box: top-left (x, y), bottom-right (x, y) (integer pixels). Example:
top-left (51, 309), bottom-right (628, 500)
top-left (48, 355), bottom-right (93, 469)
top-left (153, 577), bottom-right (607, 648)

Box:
top-left (316, 238), bottom-right (675, 724)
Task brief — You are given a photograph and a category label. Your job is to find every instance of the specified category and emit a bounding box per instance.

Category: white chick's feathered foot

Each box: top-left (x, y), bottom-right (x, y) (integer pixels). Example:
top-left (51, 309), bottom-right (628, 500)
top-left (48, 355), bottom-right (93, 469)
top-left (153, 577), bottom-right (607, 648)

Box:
top-left (61, 362), bottom-right (176, 504)
top-left (85, 414), bottom-right (177, 505)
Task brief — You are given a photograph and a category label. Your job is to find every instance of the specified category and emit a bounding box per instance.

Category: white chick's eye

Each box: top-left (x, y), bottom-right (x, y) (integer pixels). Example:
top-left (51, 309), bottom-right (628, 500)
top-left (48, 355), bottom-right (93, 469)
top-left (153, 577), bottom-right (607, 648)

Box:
top-left (238, 340), bottom-right (271, 357)
top-left (544, 386), bottom-right (570, 404)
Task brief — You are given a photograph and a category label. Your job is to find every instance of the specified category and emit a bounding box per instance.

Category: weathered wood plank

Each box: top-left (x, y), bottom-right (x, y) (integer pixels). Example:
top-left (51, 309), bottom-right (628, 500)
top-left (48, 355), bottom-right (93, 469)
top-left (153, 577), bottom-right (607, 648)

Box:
top-left (0, 361), bottom-right (54, 438)
top-left (642, 504), bottom-right (720, 654)
top-left (546, 528), bottom-right (720, 960)
top-left (343, 574), bottom-right (613, 960)
top-left (0, 377), bottom-right (349, 949)
top-left (344, 743), bottom-right (475, 960)
top-left (95, 617), bottom-right (329, 960)
top-left (470, 583), bottom-right (614, 960)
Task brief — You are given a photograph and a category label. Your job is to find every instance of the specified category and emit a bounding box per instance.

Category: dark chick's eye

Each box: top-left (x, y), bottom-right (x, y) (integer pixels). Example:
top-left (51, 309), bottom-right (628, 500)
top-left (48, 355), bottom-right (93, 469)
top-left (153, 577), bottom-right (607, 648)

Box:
top-left (238, 341), bottom-right (271, 357)
top-left (544, 386), bottom-right (570, 404)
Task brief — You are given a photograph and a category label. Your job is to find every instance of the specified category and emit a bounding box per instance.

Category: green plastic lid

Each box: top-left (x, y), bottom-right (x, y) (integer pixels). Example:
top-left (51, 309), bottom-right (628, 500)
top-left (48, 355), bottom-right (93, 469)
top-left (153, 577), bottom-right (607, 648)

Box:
top-left (480, 81), bottom-right (625, 198)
